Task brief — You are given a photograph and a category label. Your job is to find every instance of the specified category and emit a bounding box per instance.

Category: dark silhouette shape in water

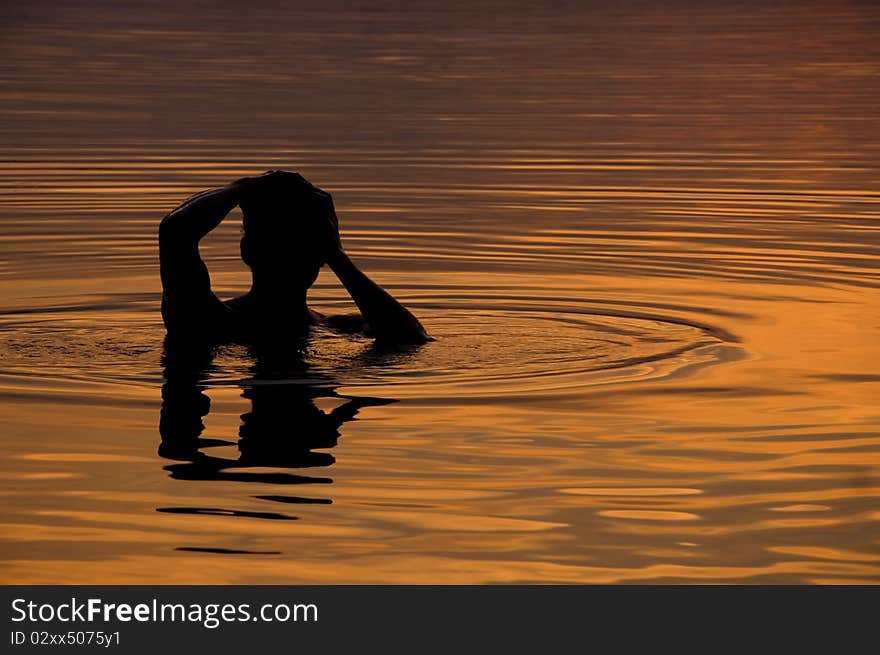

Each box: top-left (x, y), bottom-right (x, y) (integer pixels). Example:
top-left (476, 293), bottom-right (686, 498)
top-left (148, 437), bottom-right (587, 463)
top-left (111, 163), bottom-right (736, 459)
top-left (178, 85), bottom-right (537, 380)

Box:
top-left (159, 337), bottom-right (394, 500)
top-left (174, 547), bottom-right (282, 555)
top-left (158, 171), bottom-right (418, 519)
top-left (158, 170), bottom-right (429, 346)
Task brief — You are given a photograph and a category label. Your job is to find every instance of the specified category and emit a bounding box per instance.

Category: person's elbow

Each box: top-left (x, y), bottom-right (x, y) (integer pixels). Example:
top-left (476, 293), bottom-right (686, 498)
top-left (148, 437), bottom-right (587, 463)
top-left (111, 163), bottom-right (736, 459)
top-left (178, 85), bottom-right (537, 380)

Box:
top-left (158, 213), bottom-right (176, 244)
top-left (370, 320), bottom-right (431, 346)
top-left (158, 211), bottom-right (192, 248)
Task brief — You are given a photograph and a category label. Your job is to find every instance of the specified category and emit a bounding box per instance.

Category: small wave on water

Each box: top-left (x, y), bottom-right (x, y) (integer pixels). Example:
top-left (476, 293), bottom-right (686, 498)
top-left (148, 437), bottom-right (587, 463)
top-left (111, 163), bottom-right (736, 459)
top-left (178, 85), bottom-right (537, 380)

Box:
top-left (0, 293), bottom-right (743, 402)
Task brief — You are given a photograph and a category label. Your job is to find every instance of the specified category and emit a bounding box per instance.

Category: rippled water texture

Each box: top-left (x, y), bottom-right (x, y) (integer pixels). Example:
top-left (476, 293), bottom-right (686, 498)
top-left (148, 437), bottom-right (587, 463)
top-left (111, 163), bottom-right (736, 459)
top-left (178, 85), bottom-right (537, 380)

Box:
top-left (1, 1), bottom-right (879, 583)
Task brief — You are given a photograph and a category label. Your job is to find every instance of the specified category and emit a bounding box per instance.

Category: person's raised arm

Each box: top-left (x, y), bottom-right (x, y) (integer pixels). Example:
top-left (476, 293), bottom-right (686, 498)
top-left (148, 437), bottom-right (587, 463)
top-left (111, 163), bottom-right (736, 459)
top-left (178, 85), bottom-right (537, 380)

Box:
top-left (327, 248), bottom-right (429, 345)
top-left (312, 189), bottom-right (429, 345)
top-left (159, 183), bottom-right (243, 246)
top-left (159, 178), bottom-right (256, 335)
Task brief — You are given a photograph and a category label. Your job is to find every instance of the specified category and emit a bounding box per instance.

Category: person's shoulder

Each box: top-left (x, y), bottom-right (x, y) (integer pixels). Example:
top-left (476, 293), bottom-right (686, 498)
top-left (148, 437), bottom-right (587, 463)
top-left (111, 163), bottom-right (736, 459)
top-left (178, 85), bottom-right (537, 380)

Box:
top-left (163, 293), bottom-right (235, 338)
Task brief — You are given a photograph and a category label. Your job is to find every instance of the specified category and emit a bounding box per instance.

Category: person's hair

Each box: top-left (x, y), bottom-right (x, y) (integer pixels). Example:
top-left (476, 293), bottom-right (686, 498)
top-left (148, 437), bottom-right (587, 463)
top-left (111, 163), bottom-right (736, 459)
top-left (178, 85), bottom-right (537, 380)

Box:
top-left (240, 174), bottom-right (313, 234)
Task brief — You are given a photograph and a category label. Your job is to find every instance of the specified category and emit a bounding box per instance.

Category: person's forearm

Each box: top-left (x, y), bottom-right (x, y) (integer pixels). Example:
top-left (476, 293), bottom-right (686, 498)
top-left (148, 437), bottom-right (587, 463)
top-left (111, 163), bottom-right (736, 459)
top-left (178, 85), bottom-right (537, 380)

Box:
top-left (327, 249), bottom-right (428, 343)
top-left (160, 184), bottom-right (242, 242)
top-left (327, 249), bottom-right (403, 316)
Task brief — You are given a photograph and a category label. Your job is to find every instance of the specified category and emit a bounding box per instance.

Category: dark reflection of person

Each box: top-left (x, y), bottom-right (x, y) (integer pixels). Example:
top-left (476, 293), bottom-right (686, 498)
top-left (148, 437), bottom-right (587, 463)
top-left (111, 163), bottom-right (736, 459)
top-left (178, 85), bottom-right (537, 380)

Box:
top-left (158, 341), bottom-right (391, 495)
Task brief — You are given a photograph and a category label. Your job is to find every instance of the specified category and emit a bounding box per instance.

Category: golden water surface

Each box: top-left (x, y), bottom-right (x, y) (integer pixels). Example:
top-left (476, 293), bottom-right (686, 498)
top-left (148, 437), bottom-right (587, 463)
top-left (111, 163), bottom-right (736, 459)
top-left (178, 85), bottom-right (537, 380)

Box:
top-left (1, 1), bottom-right (879, 583)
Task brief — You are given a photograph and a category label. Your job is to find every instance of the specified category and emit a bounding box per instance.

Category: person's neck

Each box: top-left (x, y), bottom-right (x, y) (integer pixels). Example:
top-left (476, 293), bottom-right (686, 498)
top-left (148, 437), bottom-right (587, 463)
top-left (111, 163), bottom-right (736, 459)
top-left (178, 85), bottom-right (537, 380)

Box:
top-left (244, 283), bottom-right (311, 324)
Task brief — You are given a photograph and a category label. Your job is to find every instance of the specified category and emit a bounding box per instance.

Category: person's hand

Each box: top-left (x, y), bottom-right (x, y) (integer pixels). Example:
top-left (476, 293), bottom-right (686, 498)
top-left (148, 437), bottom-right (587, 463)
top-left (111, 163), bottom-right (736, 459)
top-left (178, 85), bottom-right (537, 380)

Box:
top-left (307, 185), bottom-right (343, 262)
top-left (229, 171), bottom-right (269, 192)
top-left (231, 170), bottom-right (306, 198)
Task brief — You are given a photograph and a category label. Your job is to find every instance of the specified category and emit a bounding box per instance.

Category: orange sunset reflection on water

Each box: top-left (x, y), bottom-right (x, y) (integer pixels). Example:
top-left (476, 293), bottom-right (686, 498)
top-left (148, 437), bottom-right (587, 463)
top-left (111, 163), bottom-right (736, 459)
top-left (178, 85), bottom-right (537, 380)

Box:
top-left (1, 1), bottom-right (879, 583)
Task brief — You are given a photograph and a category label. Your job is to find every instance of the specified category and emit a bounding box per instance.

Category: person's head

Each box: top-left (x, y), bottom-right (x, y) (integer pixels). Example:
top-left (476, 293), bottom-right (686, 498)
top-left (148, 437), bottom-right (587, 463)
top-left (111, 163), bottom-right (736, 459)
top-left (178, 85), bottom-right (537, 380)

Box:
top-left (238, 172), bottom-right (326, 294)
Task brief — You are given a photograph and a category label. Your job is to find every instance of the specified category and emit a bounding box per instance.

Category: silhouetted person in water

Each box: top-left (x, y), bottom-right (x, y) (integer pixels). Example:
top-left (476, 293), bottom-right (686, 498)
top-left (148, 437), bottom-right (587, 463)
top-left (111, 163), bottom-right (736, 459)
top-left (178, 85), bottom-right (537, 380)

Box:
top-left (159, 170), bottom-right (428, 346)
